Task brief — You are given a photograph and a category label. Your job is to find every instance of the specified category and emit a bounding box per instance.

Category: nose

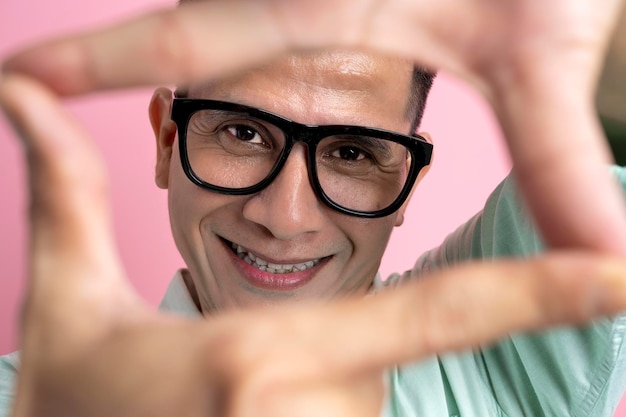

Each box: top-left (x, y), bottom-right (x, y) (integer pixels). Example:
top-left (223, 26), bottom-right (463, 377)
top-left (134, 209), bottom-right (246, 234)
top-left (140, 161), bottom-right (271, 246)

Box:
top-left (242, 144), bottom-right (326, 239)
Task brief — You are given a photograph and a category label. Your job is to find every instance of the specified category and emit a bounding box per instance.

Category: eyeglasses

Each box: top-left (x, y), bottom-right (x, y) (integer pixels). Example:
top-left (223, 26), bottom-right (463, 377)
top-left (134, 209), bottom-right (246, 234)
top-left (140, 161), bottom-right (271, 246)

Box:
top-left (170, 99), bottom-right (433, 218)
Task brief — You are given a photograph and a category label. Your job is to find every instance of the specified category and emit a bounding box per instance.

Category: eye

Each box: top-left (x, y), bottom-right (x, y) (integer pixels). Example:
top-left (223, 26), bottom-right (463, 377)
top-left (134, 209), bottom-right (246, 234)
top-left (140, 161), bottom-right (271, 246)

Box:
top-left (226, 125), bottom-right (263, 143)
top-left (332, 146), bottom-right (370, 161)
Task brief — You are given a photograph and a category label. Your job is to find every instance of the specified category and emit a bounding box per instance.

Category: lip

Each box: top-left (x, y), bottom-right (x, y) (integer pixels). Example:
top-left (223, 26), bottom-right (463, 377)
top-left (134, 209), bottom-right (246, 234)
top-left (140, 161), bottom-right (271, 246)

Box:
top-left (221, 238), bottom-right (328, 291)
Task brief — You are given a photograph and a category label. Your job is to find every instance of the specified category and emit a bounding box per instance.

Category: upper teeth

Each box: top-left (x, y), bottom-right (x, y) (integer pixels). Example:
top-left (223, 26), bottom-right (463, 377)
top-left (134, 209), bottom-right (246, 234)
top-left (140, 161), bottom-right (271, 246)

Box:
top-left (232, 243), bottom-right (321, 274)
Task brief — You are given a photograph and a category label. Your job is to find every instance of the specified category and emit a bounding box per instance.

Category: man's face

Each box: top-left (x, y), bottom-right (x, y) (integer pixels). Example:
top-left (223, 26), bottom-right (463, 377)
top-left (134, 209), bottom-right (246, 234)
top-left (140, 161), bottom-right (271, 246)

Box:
top-left (150, 51), bottom-right (426, 313)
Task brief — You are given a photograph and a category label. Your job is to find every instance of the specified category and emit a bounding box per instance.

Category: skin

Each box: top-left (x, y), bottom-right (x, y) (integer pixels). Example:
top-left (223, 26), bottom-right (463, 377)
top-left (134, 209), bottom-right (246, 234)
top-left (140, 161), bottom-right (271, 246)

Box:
top-left (149, 51), bottom-right (425, 312)
top-left (2, 1), bottom-right (626, 416)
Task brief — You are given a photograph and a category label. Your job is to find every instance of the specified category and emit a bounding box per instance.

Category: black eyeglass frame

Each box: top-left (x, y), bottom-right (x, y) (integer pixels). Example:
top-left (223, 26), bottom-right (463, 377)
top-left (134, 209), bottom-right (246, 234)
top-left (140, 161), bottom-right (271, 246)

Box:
top-left (171, 98), bottom-right (433, 218)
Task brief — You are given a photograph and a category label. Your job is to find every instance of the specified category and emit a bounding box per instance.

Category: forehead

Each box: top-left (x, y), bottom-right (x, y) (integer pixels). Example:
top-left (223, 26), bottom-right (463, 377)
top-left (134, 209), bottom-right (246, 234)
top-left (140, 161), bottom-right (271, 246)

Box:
top-left (188, 50), bottom-right (414, 130)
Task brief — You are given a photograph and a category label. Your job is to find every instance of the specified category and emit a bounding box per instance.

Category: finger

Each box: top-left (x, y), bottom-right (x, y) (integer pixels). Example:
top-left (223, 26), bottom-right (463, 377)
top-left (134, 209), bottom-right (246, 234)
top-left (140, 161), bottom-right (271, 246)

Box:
top-left (4, 1), bottom-right (619, 96)
top-left (0, 75), bottom-right (109, 251)
top-left (1, 0), bottom-right (346, 95)
top-left (492, 60), bottom-right (626, 257)
top-left (250, 253), bottom-right (626, 377)
top-left (0, 0), bottom-right (479, 96)
top-left (507, 1), bottom-right (626, 256)
top-left (0, 75), bottom-right (140, 341)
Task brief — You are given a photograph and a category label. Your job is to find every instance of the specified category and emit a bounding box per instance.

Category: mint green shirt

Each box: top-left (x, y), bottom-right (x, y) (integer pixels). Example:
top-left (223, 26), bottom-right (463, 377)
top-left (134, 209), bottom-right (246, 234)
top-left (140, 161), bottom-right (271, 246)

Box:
top-left (1, 168), bottom-right (625, 416)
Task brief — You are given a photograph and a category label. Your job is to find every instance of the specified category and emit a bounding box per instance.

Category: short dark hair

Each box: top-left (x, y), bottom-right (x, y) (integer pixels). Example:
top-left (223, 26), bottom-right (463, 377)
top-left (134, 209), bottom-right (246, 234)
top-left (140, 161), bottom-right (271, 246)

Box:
top-left (408, 66), bottom-right (436, 132)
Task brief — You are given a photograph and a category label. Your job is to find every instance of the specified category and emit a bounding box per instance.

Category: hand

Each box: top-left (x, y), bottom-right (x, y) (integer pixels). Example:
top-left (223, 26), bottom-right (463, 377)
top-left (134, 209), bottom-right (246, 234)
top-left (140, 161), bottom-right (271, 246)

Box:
top-left (3, 0), bottom-right (626, 256)
top-left (3, 1), bottom-right (626, 416)
top-left (3, 73), bottom-right (626, 417)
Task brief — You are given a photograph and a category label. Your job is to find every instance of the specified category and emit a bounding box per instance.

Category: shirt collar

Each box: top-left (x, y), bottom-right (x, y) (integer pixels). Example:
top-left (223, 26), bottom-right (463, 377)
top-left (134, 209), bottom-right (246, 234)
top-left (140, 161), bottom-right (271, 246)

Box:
top-left (158, 269), bottom-right (202, 318)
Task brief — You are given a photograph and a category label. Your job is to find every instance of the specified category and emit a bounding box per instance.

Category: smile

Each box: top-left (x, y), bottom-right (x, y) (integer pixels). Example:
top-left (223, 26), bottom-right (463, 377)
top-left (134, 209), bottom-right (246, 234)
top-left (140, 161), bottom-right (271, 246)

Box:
top-left (231, 242), bottom-right (322, 274)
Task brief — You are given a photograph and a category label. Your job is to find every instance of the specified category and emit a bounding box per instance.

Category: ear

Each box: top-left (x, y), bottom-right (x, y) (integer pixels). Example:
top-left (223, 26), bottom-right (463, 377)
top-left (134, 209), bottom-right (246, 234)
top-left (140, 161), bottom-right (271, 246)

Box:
top-left (149, 88), bottom-right (177, 189)
top-left (394, 131), bottom-right (434, 227)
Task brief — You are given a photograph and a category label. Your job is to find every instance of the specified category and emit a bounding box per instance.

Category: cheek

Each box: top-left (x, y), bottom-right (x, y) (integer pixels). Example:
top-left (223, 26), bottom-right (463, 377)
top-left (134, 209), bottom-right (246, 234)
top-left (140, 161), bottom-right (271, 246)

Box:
top-left (167, 166), bottom-right (220, 252)
top-left (167, 163), bottom-right (244, 248)
top-left (341, 216), bottom-right (398, 270)
top-left (169, 168), bottom-right (199, 223)
top-left (167, 152), bottom-right (222, 224)
top-left (354, 213), bottom-right (397, 244)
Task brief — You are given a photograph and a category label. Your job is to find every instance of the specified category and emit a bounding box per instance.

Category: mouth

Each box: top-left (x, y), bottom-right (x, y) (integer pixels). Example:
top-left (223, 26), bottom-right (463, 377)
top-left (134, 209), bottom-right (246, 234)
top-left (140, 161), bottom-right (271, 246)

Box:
top-left (230, 242), bottom-right (322, 274)
top-left (222, 238), bottom-right (329, 291)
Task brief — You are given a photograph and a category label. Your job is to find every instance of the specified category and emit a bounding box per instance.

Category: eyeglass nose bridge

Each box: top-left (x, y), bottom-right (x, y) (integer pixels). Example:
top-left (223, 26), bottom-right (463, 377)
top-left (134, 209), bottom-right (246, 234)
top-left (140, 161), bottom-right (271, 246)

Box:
top-left (261, 122), bottom-right (326, 200)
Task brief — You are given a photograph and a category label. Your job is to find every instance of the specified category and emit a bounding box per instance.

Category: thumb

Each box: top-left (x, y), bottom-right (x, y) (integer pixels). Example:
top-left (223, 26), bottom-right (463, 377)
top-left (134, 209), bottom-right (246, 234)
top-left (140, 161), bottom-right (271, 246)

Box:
top-left (0, 74), bottom-right (141, 345)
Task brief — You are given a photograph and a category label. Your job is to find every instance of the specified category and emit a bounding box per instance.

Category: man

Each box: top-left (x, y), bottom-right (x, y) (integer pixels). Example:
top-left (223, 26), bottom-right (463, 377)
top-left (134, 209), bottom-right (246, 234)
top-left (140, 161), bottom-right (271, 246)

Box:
top-left (149, 52), bottom-right (435, 311)
top-left (1, 0), bottom-right (626, 416)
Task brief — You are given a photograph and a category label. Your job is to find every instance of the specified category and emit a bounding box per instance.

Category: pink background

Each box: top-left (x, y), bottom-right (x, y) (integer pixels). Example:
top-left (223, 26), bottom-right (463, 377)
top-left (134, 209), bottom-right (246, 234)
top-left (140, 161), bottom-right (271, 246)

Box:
top-left (0, 1), bottom-right (623, 415)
